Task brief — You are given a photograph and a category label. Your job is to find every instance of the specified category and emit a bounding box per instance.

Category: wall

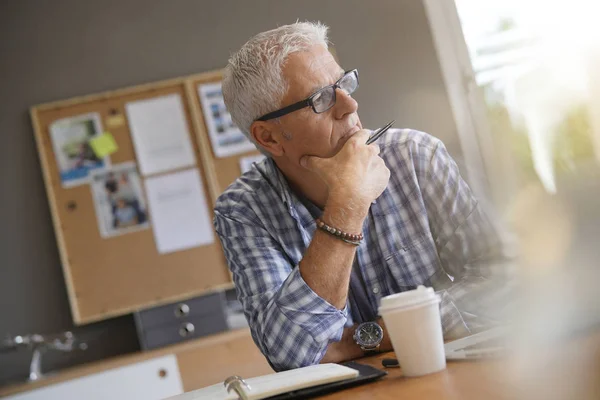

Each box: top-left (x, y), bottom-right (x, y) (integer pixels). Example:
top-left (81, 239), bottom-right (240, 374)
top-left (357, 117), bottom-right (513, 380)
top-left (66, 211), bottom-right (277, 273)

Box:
top-left (0, 0), bottom-right (459, 385)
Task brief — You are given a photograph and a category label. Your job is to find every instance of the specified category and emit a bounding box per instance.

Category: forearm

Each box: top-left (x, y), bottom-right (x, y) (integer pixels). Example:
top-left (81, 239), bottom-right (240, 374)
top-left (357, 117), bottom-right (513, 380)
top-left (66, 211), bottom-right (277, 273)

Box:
top-left (299, 194), bottom-right (368, 309)
top-left (215, 209), bottom-right (358, 370)
top-left (320, 318), bottom-right (393, 364)
top-left (244, 265), bottom-right (351, 370)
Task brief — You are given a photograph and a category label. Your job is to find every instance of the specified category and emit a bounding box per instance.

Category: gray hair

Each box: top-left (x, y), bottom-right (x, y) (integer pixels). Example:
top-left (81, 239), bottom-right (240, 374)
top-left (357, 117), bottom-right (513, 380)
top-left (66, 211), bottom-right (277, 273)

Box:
top-left (222, 21), bottom-right (329, 151)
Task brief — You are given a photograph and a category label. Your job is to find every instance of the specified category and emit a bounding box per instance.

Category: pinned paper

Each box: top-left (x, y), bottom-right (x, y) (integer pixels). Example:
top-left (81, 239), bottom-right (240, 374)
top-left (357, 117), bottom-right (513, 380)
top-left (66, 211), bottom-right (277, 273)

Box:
top-left (89, 132), bottom-right (119, 158)
top-left (49, 112), bottom-right (110, 188)
top-left (145, 168), bottom-right (214, 254)
top-left (125, 94), bottom-right (196, 176)
top-left (90, 162), bottom-right (150, 238)
top-left (198, 82), bottom-right (255, 158)
top-left (106, 114), bottom-right (125, 128)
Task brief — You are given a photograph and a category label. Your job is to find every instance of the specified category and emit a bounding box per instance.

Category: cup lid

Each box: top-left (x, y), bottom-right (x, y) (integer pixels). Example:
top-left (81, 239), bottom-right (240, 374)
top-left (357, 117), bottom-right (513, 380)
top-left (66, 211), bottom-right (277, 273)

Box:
top-left (378, 285), bottom-right (438, 313)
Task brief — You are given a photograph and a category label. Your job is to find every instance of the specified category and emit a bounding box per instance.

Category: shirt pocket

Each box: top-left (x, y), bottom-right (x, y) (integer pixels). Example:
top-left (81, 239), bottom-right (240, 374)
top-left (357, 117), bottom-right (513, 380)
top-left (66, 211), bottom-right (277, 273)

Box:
top-left (383, 235), bottom-right (446, 289)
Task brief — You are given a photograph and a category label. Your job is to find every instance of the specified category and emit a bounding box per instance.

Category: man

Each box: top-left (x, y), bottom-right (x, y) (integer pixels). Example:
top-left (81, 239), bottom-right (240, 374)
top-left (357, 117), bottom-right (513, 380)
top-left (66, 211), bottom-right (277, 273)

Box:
top-left (215, 21), bottom-right (508, 371)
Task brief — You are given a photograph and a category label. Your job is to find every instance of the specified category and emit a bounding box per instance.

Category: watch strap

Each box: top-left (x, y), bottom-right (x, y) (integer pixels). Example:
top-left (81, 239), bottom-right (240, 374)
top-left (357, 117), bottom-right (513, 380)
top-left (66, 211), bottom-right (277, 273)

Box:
top-left (360, 343), bottom-right (381, 353)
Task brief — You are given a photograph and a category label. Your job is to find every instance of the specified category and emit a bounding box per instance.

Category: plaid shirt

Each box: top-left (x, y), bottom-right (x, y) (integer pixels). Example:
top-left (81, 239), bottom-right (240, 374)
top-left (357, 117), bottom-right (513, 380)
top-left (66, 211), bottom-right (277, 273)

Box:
top-left (214, 129), bottom-right (509, 371)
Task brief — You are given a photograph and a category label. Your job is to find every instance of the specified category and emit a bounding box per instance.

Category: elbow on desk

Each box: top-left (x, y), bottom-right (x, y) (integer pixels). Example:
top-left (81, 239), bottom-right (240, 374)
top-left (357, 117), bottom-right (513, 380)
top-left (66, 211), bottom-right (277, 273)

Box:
top-left (253, 327), bottom-right (330, 372)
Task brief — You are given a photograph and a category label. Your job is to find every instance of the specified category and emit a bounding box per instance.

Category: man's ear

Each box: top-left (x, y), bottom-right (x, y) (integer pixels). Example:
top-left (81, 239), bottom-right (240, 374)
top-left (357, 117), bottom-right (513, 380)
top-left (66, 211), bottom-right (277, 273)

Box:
top-left (250, 120), bottom-right (285, 157)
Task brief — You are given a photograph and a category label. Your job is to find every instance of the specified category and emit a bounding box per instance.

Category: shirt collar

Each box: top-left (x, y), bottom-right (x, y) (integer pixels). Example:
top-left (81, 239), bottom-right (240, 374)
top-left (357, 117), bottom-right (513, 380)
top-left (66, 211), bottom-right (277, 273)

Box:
top-left (257, 157), bottom-right (319, 230)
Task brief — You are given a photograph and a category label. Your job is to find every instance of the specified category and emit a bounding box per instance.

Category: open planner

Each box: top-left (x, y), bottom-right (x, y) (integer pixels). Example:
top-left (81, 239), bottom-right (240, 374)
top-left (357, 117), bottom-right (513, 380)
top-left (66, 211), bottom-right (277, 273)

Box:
top-left (165, 362), bottom-right (386, 400)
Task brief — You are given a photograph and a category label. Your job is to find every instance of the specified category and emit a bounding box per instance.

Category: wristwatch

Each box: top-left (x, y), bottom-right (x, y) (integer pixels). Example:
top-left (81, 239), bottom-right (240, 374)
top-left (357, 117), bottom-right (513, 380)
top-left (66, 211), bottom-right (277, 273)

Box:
top-left (353, 321), bottom-right (384, 352)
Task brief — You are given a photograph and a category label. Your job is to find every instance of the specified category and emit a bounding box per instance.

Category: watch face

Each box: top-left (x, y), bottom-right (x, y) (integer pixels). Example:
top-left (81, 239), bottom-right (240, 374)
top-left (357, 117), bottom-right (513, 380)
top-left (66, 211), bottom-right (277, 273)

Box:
top-left (356, 322), bottom-right (383, 347)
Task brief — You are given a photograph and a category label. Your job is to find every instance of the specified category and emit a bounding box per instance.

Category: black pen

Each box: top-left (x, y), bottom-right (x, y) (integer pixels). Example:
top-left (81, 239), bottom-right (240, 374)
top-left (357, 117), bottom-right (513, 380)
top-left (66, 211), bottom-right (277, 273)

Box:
top-left (366, 120), bottom-right (395, 145)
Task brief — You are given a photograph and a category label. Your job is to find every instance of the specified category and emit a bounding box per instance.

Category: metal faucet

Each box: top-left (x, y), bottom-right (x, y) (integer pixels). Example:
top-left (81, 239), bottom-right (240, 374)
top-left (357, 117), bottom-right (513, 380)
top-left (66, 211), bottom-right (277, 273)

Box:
top-left (2, 331), bottom-right (87, 381)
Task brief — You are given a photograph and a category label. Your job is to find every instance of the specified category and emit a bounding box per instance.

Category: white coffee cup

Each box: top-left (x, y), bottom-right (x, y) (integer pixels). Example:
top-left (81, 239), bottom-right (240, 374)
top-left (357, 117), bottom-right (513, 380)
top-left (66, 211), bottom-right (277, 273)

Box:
top-left (378, 285), bottom-right (446, 377)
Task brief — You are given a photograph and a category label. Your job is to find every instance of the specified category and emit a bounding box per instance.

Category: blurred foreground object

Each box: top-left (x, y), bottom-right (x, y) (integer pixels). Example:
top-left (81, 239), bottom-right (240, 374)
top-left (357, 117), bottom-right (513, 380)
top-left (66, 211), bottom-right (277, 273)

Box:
top-left (505, 163), bottom-right (600, 399)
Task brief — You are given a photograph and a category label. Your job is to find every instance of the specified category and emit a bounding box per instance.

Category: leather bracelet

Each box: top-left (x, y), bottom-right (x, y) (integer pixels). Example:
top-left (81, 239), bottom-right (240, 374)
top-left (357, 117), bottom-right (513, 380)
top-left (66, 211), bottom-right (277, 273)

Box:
top-left (315, 218), bottom-right (363, 246)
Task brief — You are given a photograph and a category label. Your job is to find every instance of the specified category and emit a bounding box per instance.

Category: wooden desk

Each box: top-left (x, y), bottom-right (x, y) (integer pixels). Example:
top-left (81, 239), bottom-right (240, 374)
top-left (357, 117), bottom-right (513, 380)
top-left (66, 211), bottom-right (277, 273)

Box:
top-left (323, 353), bottom-right (505, 400)
top-left (323, 332), bottom-right (600, 400)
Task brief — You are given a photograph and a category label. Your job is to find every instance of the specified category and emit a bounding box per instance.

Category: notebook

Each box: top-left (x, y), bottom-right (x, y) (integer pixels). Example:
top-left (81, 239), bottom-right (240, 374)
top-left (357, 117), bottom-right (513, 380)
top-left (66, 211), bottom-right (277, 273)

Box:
top-left (165, 362), bottom-right (386, 400)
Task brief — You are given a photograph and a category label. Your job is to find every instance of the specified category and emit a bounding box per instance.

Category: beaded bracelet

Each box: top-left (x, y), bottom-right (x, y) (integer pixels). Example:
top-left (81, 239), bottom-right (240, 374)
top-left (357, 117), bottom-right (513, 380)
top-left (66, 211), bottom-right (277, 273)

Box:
top-left (315, 218), bottom-right (364, 246)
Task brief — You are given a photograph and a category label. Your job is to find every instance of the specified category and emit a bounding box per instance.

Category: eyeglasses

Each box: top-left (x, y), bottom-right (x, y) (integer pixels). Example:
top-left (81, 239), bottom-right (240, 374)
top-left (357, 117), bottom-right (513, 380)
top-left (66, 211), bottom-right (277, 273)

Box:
top-left (256, 69), bottom-right (359, 121)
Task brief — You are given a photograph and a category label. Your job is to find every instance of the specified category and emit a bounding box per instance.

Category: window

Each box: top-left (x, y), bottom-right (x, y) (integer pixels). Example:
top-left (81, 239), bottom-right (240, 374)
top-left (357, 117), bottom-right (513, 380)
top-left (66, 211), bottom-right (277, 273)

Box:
top-left (424, 0), bottom-right (600, 200)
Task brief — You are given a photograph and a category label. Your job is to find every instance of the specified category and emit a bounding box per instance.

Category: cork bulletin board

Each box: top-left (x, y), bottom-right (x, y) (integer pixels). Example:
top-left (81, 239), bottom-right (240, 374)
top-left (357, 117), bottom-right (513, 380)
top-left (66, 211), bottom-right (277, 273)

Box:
top-left (30, 70), bottom-right (259, 325)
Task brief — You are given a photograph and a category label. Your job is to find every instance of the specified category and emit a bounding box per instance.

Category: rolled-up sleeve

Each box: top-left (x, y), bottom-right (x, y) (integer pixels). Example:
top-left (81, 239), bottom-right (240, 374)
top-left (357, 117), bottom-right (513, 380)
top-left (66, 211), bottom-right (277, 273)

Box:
top-left (214, 210), bottom-right (348, 371)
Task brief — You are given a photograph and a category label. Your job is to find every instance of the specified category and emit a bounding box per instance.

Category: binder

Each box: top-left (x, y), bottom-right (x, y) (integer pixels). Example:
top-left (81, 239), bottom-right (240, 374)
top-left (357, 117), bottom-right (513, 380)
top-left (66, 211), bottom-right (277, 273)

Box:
top-left (166, 361), bottom-right (387, 400)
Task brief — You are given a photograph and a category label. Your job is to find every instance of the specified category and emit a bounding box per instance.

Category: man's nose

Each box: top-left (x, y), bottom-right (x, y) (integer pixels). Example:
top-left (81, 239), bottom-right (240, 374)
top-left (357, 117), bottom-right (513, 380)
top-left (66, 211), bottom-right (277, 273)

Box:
top-left (333, 88), bottom-right (358, 120)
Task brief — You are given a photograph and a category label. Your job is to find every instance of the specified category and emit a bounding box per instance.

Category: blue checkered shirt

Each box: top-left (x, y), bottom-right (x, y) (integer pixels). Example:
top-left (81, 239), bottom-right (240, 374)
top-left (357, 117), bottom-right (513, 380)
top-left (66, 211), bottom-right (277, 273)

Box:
top-left (214, 129), bottom-right (509, 371)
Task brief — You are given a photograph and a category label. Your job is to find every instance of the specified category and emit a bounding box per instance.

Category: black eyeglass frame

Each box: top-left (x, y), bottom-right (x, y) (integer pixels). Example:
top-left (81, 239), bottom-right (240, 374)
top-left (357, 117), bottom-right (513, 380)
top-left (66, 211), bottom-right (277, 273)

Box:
top-left (255, 69), bottom-right (359, 121)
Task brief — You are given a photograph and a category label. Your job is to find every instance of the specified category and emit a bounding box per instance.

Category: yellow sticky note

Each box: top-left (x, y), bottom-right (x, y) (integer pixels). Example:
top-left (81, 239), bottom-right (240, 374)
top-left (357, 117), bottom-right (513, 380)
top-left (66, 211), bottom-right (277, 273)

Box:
top-left (89, 132), bottom-right (119, 158)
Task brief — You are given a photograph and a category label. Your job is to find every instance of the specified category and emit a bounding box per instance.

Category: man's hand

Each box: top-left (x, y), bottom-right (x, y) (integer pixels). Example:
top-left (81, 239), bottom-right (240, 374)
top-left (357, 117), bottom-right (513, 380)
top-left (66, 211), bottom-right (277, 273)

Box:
top-left (297, 130), bottom-right (389, 309)
top-left (300, 130), bottom-right (390, 220)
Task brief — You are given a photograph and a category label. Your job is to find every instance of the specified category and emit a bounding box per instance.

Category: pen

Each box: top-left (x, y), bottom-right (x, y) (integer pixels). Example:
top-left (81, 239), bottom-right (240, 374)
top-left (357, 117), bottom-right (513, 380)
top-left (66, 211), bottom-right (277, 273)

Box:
top-left (366, 120), bottom-right (395, 145)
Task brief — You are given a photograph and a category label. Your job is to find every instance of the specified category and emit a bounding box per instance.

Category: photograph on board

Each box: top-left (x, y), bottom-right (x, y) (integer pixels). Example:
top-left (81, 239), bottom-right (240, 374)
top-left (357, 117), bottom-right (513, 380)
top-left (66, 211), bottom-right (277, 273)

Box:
top-left (90, 162), bottom-right (150, 238)
top-left (49, 112), bottom-right (110, 187)
top-left (198, 82), bottom-right (256, 158)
